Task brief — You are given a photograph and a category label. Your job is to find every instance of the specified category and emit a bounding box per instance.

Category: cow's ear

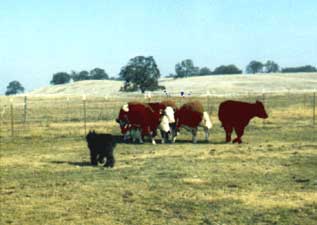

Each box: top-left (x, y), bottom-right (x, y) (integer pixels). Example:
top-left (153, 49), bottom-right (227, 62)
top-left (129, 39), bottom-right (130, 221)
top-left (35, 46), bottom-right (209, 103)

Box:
top-left (115, 118), bottom-right (120, 123)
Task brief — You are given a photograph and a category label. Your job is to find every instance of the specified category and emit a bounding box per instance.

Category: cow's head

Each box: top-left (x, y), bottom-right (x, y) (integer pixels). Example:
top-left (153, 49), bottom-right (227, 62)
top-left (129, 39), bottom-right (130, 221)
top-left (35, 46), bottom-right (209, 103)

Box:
top-left (255, 100), bottom-right (268, 119)
top-left (116, 104), bottom-right (130, 134)
top-left (159, 114), bottom-right (170, 133)
top-left (164, 106), bottom-right (175, 123)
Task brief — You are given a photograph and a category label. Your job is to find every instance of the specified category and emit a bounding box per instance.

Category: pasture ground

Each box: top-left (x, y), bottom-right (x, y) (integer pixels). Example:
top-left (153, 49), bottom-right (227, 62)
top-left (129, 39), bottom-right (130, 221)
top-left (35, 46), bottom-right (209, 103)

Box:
top-left (0, 94), bottom-right (317, 225)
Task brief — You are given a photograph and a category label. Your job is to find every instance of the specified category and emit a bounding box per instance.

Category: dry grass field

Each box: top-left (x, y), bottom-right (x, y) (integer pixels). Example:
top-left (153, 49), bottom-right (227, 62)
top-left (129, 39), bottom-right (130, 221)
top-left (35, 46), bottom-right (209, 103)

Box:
top-left (0, 91), bottom-right (317, 224)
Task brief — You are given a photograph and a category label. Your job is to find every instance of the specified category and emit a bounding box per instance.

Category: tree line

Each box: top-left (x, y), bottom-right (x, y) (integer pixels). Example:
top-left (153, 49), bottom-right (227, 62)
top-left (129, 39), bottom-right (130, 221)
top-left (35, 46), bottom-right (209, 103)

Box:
top-left (4, 57), bottom-right (317, 95)
top-left (50, 68), bottom-right (111, 85)
top-left (172, 59), bottom-right (316, 77)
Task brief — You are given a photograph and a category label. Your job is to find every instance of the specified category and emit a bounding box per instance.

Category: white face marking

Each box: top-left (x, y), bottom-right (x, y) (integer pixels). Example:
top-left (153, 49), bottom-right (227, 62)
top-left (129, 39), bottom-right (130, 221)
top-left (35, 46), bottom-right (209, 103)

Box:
top-left (122, 104), bottom-right (129, 112)
top-left (159, 115), bottom-right (170, 132)
top-left (201, 112), bottom-right (212, 129)
top-left (164, 106), bottom-right (175, 123)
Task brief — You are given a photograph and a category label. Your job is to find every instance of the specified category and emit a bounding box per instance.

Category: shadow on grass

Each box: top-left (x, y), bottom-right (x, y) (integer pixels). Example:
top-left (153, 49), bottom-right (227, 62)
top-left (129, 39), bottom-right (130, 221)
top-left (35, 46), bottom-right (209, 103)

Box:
top-left (113, 134), bottom-right (228, 145)
top-left (172, 139), bottom-right (227, 145)
top-left (51, 160), bottom-right (92, 167)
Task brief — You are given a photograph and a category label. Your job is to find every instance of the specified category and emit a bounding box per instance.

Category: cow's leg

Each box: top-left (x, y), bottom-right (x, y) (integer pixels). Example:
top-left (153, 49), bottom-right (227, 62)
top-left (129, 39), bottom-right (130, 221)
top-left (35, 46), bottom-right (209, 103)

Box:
top-left (191, 128), bottom-right (198, 143)
top-left (160, 130), bottom-right (167, 144)
top-left (171, 127), bottom-right (178, 143)
top-left (137, 130), bottom-right (143, 144)
top-left (149, 131), bottom-right (156, 145)
top-left (204, 127), bottom-right (209, 142)
top-left (223, 124), bottom-right (233, 143)
top-left (151, 137), bottom-right (156, 145)
top-left (123, 132), bottom-right (130, 142)
top-left (135, 128), bottom-right (143, 144)
top-left (171, 123), bottom-right (178, 143)
top-left (233, 126), bottom-right (244, 144)
top-left (172, 135), bottom-right (177, 143)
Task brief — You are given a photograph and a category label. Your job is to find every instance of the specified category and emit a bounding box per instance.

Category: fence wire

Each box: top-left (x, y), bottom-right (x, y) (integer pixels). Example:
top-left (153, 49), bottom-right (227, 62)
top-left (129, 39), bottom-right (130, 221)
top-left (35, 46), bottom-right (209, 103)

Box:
top-left (0, 92), bottom-right (316, 138)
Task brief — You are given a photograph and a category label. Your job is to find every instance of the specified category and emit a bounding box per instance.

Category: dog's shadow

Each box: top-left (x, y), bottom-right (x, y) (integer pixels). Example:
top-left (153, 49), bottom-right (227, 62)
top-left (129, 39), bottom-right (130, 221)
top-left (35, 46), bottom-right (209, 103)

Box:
top-left (51, 160), bottom-right (92, 167)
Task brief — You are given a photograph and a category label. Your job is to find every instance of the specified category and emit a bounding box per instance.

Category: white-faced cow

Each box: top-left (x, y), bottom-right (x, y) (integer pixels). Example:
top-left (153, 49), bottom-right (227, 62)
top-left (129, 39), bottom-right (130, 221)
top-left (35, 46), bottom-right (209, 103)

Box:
top-left (116, 101), bottom-right (176, 144)
top-left (116, 102), bottom-right (160, 144)
top-left (173, 101), bottom-right (212, 143)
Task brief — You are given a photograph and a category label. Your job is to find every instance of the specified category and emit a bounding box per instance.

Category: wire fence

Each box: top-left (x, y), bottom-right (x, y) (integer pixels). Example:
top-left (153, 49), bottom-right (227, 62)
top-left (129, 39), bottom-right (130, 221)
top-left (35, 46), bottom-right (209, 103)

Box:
top-left (0, 92), bottom-right (316, 138)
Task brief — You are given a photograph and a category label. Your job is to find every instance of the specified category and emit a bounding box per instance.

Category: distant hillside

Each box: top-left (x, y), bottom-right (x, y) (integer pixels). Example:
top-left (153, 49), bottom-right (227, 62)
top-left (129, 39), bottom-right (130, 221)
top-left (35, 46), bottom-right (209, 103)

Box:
top-left (27, 73), bottom-right (317, 97)
top-left (28, 80), bottom-right (122, 96)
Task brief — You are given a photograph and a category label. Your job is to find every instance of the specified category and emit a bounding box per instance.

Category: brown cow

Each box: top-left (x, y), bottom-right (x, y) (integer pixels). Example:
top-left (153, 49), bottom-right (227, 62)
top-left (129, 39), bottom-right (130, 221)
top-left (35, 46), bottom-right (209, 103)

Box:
top-left (173, 101), bottom-right (212, 143)
top-left (116, 101), bottom-right (176, 144)
top-left (218, 100), bottom-right (268, 144)
top-left (116, 102), bottom-right (160, 144)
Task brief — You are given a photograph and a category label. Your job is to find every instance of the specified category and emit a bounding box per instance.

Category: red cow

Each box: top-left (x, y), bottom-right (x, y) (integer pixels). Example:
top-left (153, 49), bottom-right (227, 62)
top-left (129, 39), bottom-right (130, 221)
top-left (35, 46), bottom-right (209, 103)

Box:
top-left (116, 102), bottom-right (160, 144)
top-left (218, 100), bottom-right (268, 144)
top-left (116, 101), bottom-right (176, 144)
top-left (148, 100), bottom-right (178, 114)
top-left (148, 102), bottom-right (176, 143)
top-left (174, 101), bottom-right (212, 143)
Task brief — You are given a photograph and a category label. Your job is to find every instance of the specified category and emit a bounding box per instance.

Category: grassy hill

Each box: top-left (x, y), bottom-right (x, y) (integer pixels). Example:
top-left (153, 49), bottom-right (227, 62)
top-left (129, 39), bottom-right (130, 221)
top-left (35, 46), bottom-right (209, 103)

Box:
top-left (27, 73), bottom-right (317, 97)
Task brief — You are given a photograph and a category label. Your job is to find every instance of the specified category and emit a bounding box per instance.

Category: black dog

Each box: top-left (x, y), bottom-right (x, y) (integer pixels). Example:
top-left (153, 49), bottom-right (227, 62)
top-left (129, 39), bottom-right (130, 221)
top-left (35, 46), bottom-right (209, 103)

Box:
top-left (86, 130), bottom-right (116, 167)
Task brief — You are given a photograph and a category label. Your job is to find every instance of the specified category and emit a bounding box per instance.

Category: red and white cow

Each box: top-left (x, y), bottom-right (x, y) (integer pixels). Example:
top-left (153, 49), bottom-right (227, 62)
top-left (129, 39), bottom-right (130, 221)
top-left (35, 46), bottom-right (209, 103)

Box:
top-left (116, 101), bottom-right (176, 144)
top-left (148, 101), bottom-right (176, 143)
top-left (116, 102), bottom-right (159, 144)
top-left (173, 101), bottom-right (212, 143)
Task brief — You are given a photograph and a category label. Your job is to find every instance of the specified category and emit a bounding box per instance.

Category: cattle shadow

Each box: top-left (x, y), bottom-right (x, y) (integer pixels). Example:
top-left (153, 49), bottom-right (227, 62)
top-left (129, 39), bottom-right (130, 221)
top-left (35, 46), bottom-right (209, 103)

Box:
top-left (113, 134), bottom-right (227, 145)
top-left (171, 139), bottom-right (226, 145)
top-left (113, 134), bottom-right (150, 145)
top-left (51, 160), bottom-right (92, 167)
top-left (88, 134), bottom-right (228, 145)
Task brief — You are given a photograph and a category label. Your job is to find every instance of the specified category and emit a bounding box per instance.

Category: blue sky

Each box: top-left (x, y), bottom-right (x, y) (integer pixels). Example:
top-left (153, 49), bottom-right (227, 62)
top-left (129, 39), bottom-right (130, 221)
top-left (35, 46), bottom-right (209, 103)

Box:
top-left (1, 0), bottom-right (316, 93)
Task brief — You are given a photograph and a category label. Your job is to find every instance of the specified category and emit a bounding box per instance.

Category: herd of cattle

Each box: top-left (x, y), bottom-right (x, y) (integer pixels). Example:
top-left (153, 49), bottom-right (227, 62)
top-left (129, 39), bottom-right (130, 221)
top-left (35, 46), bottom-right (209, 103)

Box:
top-left (115, 99), bottom-right (268, 144)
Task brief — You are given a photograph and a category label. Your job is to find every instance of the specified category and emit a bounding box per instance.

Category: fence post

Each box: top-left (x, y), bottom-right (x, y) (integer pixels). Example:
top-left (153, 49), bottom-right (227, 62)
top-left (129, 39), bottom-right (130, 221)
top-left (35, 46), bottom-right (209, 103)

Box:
top-left (23, 96), bottom-right (27, 123)
top-left (83, 95), bottom-right (87, 135)
top-left (10, 98), bottom-right (14, 137)
top-left (262, 92), bottom-right (266, 126)
top-left (313, 91), bottom-right (316, 126)
top-left (66, 97), bottom-right (70, 122)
